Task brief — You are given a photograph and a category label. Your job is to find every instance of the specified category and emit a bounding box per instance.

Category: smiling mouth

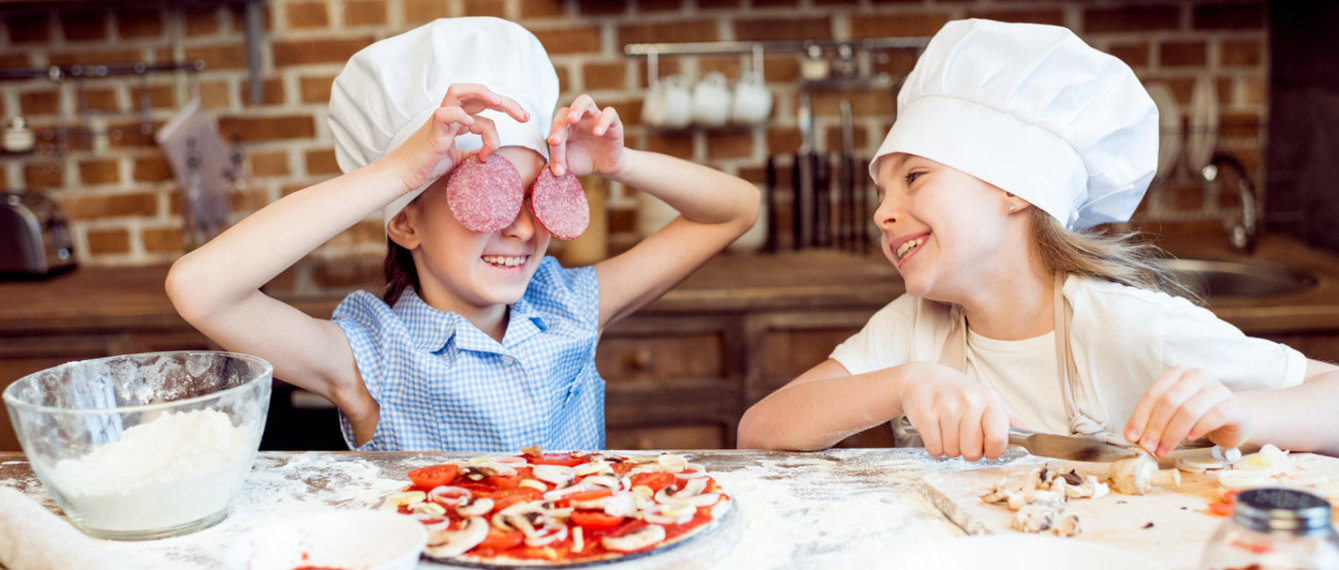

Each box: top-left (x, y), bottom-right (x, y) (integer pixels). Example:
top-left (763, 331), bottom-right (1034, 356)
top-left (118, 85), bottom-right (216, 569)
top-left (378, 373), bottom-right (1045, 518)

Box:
top-left (895, 238), bottom-right (924, 261)
top-left (482, 255), bottom-right (528, 268)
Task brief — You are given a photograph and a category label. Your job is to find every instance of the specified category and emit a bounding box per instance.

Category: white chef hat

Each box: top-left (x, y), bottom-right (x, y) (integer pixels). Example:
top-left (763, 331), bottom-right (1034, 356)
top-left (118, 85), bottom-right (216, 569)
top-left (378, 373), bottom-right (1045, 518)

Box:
top-left (870, 18), bottom-right (1157, 230)
top-left (328, 17), bottom-right (559, 227)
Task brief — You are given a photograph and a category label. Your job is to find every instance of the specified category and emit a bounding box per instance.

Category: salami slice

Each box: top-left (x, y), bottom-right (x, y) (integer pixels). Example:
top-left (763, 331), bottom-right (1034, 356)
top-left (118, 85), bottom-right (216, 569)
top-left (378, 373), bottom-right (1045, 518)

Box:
top-left (530, 167), bottom-right (590, 240)
top-left (446, 154), bottom-right (525, 234)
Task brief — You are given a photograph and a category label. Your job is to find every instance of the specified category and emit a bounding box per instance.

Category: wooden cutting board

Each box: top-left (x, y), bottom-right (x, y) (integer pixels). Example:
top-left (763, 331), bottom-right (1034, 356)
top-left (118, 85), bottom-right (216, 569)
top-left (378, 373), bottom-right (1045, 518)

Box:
top-left (922, 453), bottom-right (1339, 570)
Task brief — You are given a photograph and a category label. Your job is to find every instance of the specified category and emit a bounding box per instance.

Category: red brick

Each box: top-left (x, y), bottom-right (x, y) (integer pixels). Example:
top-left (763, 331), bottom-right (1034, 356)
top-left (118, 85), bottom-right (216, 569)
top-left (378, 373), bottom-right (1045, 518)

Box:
top-left (1242, 74), bottom-right (1265, 106)
top-left (521, 0), bottom-right (564, 18)
top-left (77, 88), bottom-right (118, 113)
top-left (106, 121), bottom-right (159, 149)
top-left (61, 11), bottom-right (109, 42)
top-left (403, 0), bottom-right (451, 25)
top-left (86, 228), bottom-right (131, 255)
top-left (0, 53), bottom-right (30, 68)
top-left (534, 25), bottom-right (604, 55)
top-left (1108, 42), bottom-right (1151, 69)
top-left (964, 9), bottom-right (1065, 27)
top-left (582, 61), bottom-right (626, 91)
top-left (1221, 39), bottom-right (1264, 67)
top-left (555, 66), bottom-right (572, 94)
top-left (250, 150), bottom-right (291, 176)
top-left (698, 56), bottom-right (741, 79)
top-left (117, 7), bottom-right (163, 39)
top-left (762, 54), bottom-right (800, 84)
top-left (637, 58), bottom-right (684, 88)
top-left (811, 89), bottom-right (894, 117)
top-left (1083, 6), bottom-right (1180, 34)
top-left (735, 16), bottom-right (832, 42)
top-left (767, 126), bottom-right (802, 155)
top-left (852, 13), bottom-right (952, 38)
top-left (49, 49), bottom-right (143, 68)
top-left (184, 4), bottom-right (221, 36)
top-left (227, 2), bottom-right (272, 32)
top-left (824, 125), bottom-right (869, 154)
top-left (300, 74), bottom-right (336, 103)
top-left (134, 156), bottom-right (172, 182)
top-left (753, 0), bottom-right (799, 6)
top-left (23, 162), bottom-right (64, 190)
top-left (608, 207), bottom-right (636, 234)
top-left (272, 37), bottom-right (375, 66)
top-left (79, 159), bottom-right (120, 185)
top-left (285, 1), bottom-right (329, 30)
top-left (240, 78), bottom-right (286, 107)
top-left (312, 250), bottom-right (383, 286)
top-left (575, 0), bottom-right (627, 17)
top-left (345, 0), bottom-right (388, 26)
top-left (134, 84), bottom-right (178, 111)
top-left (619, 20), bottom-right (718, 46)
top-left (641, 0), bottom-right (688, 13)
top-left (1161, 41), bottom-right (1206, 68)
top-left (142, 226), bottom-right (184, 253)
top-left (704, 130), bottom-right (755, 159)
top-left (8, 13), bottom-right (51, 44)
top-left (185, 44), bottom-right (250, 70)
top-left (199, 80), bottom-right (233, 109)
top-left (1192, 3), bottom-right (1265, 30)
top-left (644, 131), bottom-right (694, 159)
top-left (463, 0), bottom-right (506, 17)
top-left (305, 149), bottom-right (340, 175)
top-left (218, 115), bottom-right (316, 142)
top-left (62, 192), bottom-right (157, 219)
top-left (231, 187), bottom-right (272, 213)
top-left (19, 90), bottom-right (60, 116)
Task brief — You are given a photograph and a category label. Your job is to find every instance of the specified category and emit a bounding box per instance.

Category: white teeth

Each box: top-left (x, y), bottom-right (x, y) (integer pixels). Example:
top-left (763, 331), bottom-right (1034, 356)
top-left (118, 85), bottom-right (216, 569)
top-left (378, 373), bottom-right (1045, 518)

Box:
top-left (896, 238), bottom-right (924, 260)
top-left (482, 255), bottom-right (526, 267)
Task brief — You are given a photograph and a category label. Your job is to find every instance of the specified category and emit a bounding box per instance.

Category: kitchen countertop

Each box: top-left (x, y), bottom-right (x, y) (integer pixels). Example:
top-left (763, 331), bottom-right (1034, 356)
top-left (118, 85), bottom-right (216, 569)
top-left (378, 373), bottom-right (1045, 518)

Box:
top-left (0, 448), bottom-right (1024, 569)
top-left (3, 231), bottom-right (1339, 337)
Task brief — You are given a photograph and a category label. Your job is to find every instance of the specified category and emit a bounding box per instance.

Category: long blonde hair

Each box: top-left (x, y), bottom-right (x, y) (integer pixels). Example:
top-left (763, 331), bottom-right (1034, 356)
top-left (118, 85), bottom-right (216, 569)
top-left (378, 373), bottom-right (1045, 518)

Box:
top-left (1029, 209), bottom-right (1201, 305)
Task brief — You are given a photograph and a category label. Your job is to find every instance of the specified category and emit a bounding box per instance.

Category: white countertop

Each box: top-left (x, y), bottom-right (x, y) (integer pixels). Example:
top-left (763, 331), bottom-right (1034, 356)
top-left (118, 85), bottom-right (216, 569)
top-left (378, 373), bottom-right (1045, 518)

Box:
top-left (0, 448), bottom-right (1044, 569)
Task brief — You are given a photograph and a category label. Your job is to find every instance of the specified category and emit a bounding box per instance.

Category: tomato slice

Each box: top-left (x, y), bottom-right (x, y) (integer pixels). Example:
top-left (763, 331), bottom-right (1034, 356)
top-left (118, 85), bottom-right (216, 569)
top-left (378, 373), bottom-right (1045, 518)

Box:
top-left (492, 487), bottom-right (543, 512)
top-left (568, 489), bottom-right (613, 503)
top-left (570, 510), bottom-right (626, 530)
top-left (407, 464), bottom-right (460, 490)
top-left (630, 471), bottom-right (676, 492)
top-left (530, 452), bottom-right (588, 467)
top-left (476, 526), bottom-right (525, 552)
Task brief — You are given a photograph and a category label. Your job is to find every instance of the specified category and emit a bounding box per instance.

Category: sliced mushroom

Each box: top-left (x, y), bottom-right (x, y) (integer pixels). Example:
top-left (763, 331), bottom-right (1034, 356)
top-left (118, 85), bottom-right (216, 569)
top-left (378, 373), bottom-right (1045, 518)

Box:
top-left (642, 502), bottom-right (696, 525)
top-left (1109, 453), bottom-right (1157, 495)
top-left (533, 464), bottom-right (577, 486)
top-left (381, 490), bottom-right (426, 511)
top-left (425, 516), bottom-right (490, 557)
top-left (602, 525), bottom-right (667, 552)
top-left (1011, 504), bottom-right (1057, 533)
top-left (456, 496), bottom-right (494, 517)
top-left (1050, 513), bottom-right (1081, 537)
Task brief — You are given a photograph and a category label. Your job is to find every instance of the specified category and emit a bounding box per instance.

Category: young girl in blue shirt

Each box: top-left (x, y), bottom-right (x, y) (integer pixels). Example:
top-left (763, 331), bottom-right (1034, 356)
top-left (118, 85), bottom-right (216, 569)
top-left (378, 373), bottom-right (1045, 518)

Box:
top-left (166, 18), bottom-right (759, 451)
top-left (738, 19), bottom-right (1339, 460)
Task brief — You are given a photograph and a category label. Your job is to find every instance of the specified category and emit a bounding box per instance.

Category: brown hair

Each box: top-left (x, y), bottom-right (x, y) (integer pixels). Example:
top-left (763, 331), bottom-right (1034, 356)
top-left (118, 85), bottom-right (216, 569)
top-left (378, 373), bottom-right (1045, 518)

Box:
top-left (381, 239), bottom-right (418, 306)
top-left (1028, 209), bottom-right (1201, 305)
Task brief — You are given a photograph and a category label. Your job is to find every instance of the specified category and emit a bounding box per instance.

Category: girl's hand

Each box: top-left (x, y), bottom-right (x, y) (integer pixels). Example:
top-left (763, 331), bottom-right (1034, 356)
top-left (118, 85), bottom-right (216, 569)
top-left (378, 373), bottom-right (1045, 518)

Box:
top-left (546, 94), bottom-right (625, 178)
top-left (899, 362), bottom-right (1011, 461)
top-left (1124, 365), bottom-right (1252, 456)
top-left (388, 84), bottom-right (530, 193)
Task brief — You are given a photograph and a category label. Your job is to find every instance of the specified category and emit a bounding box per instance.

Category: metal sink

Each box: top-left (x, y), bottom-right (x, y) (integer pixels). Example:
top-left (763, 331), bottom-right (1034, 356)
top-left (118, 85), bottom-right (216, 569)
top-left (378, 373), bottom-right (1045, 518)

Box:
top-left (1158, 258), bottom-right (1320, 298)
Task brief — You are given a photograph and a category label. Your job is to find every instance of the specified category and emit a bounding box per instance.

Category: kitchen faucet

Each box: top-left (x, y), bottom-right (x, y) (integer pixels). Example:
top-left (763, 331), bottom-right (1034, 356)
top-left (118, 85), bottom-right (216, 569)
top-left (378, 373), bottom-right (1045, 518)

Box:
top-left (1202, 152), bottom-right (1258, 254)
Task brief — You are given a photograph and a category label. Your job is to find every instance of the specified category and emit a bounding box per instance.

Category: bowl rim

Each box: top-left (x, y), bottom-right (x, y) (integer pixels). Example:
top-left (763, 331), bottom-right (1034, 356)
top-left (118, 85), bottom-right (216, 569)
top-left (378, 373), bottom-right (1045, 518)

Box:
top-left (2, 350), bottom-right (274, 415)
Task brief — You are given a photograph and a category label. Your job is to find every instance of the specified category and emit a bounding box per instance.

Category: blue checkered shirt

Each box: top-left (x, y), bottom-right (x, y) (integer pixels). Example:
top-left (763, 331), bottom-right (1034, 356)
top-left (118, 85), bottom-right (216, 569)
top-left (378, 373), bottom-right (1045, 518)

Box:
top-left (331, 257), bottom-right (604, 452)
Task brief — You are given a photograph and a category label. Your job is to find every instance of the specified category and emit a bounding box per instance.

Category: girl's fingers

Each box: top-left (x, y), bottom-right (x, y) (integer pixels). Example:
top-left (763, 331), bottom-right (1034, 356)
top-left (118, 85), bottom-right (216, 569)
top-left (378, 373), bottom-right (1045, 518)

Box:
top-left (957, 411), bottom-right (984, 461)
top-left (940, 411), bottom-right (962, 458)
top-left (1126, 365), bottom-right (1189, 443)
top-left (913, 414), bottom-right (945, 458)
top-left (443, 84), bottom-right (530, 122)
top-left (466, 115), bottom-right (500, 160)
top-left (596, 106), bottom-right (622, 137)
top-left (1156, 386), bottom-right (1221, 454)
top-left (546, 108), bottom-right (571, 176)
top-left (982, 405), bottom-right (1010, 460)
top-left (566, 94), bottom-right (599, 122)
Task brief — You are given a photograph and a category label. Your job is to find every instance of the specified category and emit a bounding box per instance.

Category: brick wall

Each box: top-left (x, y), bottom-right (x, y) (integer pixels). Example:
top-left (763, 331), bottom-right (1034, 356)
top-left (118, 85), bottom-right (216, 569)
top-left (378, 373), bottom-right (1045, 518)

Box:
top-left (0, 0), bottom-right (1269, 286)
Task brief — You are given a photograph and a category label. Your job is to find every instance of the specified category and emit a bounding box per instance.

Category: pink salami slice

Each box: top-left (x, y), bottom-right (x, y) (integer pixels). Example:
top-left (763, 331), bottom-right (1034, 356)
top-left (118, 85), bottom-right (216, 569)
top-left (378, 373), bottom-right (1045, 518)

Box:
top-left (530, 167), bottom-right (590, 240)
top-left (445, 154), bottom-right (525, 233)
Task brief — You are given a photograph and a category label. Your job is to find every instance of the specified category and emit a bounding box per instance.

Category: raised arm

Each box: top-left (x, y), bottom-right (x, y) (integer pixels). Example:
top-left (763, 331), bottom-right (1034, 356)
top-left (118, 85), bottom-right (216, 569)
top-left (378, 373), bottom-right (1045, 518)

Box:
top-left (547, 95), bottom-right (760, 328)
top-left (165, 85), bottom-right (527, 442)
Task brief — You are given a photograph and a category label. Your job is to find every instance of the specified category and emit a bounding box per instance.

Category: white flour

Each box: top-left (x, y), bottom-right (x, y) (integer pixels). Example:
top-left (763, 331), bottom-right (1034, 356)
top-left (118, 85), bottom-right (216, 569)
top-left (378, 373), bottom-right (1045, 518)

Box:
top-left (47, 408), bottom-right (253, 532)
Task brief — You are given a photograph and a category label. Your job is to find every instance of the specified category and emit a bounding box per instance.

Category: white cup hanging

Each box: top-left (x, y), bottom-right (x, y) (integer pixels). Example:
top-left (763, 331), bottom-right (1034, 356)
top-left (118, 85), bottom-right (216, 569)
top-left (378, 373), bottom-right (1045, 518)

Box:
top-left (644, 75), bottom-right (692, 129)
top-left (691, 72), bottom-right (731, 127)
top-left (731, 72), bottom-right (772, 125)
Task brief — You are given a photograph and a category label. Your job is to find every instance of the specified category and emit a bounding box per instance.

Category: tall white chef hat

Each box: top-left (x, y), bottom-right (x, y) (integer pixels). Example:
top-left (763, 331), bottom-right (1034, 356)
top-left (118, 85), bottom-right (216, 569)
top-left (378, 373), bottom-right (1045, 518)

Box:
top-left (328, 17), bottom-right (559, 227)
top-left (870, 19), bottom-right (1158, 230)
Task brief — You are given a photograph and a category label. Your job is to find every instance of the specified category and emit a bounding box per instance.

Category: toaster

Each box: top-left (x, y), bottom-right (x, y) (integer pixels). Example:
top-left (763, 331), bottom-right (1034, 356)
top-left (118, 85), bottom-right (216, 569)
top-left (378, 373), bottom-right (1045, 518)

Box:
top-left (1, 191), bottom-right (77, 277)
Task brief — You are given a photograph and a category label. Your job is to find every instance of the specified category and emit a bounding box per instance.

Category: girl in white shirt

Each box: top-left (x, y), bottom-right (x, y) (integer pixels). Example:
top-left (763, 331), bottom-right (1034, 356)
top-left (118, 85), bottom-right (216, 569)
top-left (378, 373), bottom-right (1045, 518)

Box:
top-left (738, 19), bottom-right (1339, 460)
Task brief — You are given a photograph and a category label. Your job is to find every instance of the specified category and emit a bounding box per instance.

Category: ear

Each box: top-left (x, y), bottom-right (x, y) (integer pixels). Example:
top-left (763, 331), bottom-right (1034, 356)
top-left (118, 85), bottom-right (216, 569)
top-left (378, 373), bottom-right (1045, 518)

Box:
top-left (386, 208), bottom-right (420, 250)
top-left (1002, 192), bottom-right (1030, 215)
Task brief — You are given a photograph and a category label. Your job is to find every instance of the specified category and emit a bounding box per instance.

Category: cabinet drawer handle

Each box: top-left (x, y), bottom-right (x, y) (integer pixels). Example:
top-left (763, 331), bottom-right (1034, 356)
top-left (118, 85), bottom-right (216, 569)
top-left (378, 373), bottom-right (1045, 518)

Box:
top-left (630, 348), bottom-right (653, 370)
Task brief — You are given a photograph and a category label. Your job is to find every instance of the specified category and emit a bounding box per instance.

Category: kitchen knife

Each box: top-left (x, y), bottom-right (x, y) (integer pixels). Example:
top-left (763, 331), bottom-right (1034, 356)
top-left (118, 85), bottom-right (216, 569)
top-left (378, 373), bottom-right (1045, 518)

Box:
top-left (899, 419), bottom-right (1139, 463)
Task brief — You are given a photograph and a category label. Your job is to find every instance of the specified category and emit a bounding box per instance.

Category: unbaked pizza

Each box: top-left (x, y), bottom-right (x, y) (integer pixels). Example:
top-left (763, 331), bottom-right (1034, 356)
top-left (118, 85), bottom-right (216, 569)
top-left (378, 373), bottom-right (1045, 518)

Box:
top-left (381, 447), bottom-right (732, 566)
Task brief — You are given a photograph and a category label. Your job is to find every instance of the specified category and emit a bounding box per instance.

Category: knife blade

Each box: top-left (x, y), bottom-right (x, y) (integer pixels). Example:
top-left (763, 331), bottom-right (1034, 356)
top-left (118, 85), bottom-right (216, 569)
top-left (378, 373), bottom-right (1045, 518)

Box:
top-left (899, 418), bottom-right (1139, 463)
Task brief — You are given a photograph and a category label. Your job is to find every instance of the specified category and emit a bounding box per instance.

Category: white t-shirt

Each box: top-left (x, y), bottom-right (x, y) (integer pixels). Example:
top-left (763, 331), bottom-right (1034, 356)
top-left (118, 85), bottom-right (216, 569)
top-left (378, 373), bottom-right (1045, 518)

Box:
top-left (829, 274), bottom-right (1308, 436)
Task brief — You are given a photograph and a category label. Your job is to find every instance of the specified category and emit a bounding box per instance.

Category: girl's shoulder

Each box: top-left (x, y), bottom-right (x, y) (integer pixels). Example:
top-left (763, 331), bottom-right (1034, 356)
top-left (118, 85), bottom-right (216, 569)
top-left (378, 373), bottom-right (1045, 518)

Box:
top-left (523, 256), bottom-right (599, 312)
top-left (1063, 273), bottom-right (1223, 332)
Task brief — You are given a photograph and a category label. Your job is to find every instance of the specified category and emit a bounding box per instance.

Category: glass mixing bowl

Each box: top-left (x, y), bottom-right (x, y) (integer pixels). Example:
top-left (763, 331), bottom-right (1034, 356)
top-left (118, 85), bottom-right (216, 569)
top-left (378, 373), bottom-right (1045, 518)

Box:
top-left (3, 351), bottom-right (272, 540)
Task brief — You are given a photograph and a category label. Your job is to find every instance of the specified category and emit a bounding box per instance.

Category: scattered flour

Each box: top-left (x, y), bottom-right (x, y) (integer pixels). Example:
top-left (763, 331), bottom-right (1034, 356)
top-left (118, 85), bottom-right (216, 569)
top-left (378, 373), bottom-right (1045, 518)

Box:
top-left (46, 408), bottom-right (253, 532)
